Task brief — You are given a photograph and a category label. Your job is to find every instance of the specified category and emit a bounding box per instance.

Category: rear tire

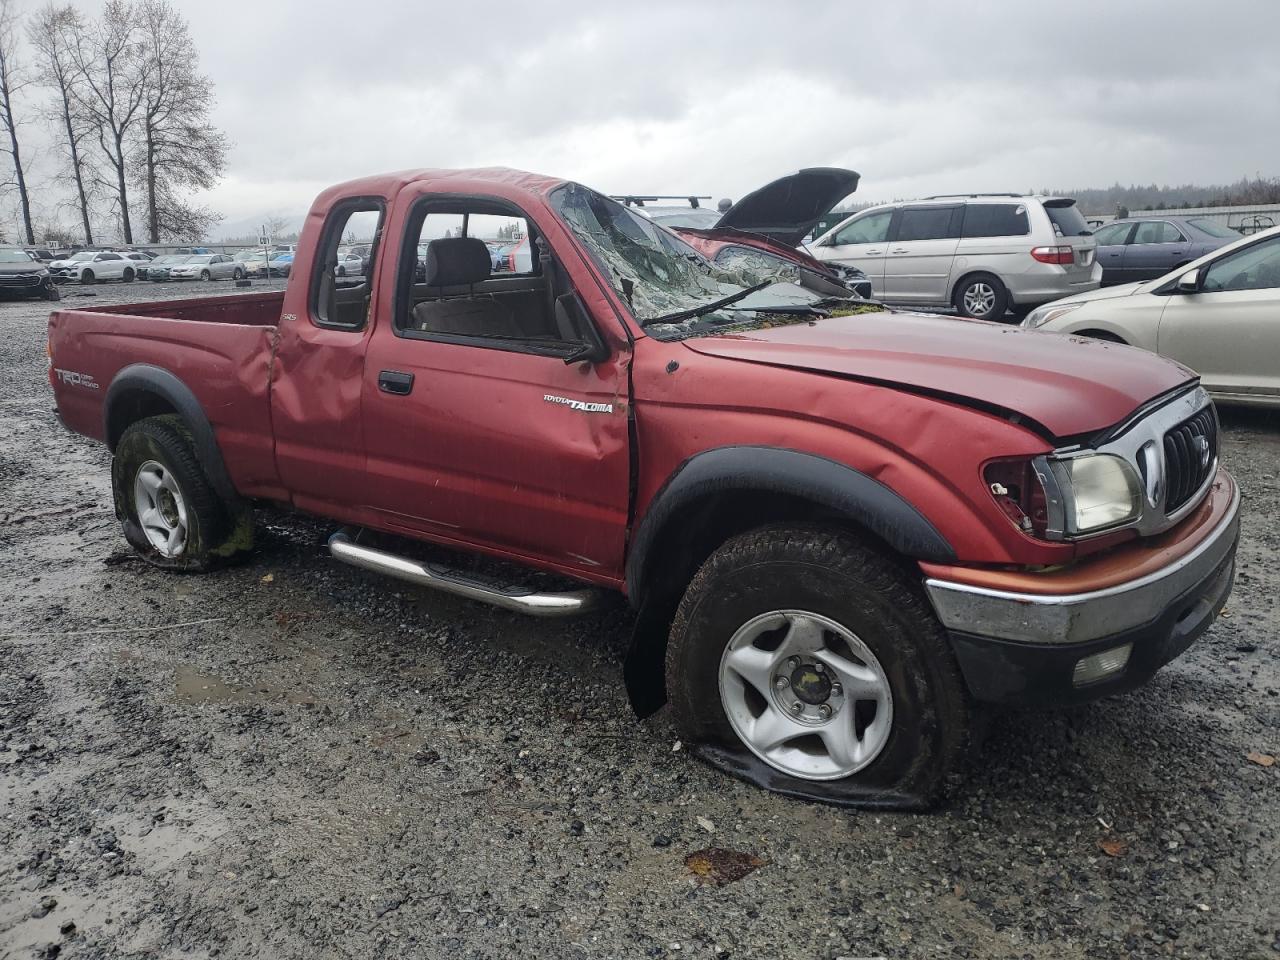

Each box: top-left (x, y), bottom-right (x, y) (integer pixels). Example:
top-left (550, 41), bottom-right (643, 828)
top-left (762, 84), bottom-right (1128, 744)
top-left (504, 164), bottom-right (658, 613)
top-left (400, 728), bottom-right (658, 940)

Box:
top-left (112, 415), bottom-right (231, 572)
top-left (953, 273), bottom-right (1008, 321)
top-left (665, 525), bottom-right (971, 806)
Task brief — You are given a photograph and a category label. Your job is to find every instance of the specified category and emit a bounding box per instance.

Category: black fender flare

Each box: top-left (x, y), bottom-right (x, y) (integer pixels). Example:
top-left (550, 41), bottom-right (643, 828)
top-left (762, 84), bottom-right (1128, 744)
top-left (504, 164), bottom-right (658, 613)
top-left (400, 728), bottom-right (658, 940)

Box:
top-left (622, 446), bottom-right (956, 717)
top-left (625, 445), bottom-right (955, 598)
top-left (104, 363), bottom-right (238, 504)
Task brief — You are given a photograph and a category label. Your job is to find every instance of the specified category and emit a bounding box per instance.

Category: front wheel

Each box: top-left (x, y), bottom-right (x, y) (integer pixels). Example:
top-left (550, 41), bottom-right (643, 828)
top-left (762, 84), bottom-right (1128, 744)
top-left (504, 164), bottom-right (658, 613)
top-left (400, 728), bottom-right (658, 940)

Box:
top-left (233, 267), bottom-right (244, 280)
top-left (122, 268), bottom-right (135, 282)
top-left (44, 284), bottom-right (61, 302)
top-left (80, 269), bottom-right (95, 284)
top-left (200, 270), bottom-right (211, 281)
top-left (665, 525), bottom-right (971, 806)
top-left (953, 274), bottom-right (1008, 321)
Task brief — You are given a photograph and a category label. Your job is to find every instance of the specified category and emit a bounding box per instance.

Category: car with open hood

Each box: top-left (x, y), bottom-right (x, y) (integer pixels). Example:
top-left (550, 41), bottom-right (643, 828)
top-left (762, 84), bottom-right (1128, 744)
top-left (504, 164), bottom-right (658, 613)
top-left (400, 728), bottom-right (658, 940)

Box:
top-left (48, 167), bottom-right (1238, 810)
top-left (620, 170), bottom-right (874, 300)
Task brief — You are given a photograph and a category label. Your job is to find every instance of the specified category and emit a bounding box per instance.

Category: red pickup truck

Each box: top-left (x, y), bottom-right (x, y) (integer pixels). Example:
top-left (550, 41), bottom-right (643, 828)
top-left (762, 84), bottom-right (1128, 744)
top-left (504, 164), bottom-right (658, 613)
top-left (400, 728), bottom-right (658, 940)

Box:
top-left (48, 167), bottom-right (1240, 808)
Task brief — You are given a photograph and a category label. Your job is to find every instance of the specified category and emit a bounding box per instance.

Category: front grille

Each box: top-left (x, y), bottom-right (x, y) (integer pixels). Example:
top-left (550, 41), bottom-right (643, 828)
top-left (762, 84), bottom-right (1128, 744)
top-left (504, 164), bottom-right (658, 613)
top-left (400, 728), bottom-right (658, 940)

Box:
top-left (1163, 407), bottom-right (1217, 511)
top-left (0, 274), bottom-right (40, 286)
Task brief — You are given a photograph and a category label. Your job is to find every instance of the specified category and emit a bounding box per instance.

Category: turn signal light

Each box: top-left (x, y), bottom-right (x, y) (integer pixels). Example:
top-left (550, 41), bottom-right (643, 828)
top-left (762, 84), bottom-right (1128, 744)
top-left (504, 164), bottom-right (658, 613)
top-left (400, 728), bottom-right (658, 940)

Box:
top-left (983, 459), bottom-right (1050, 538)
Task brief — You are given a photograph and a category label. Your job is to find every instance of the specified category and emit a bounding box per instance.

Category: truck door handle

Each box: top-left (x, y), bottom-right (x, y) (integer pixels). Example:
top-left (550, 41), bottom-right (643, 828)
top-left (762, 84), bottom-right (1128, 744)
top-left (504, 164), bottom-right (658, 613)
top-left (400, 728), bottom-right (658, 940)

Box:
top-left (378, 370), bottom-right (414, 395)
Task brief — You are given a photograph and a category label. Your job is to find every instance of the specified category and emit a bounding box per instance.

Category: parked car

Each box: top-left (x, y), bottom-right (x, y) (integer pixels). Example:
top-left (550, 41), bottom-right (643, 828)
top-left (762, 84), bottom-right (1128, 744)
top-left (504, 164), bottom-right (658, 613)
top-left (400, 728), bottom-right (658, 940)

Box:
top-left (48, 250), bottom-right (138, 284)
top-left (146, 255), bottom-right (194, 281)
top-left (334, 247), bottom-right (367, 277)
top-left (268, 252), bottom-right (294, 277)
top-left (168, 254), bottom-right (245, 281)
top-left (25, 248), bottom-right (56, 264)
top-left (1023, 225), bottom-right (1280, 407)
top-left (1093, 216), bottom-right (1239, 286)
top-left (0, 248), bottom-right (59, 300)
top-left (810, 194), bottom-right (1101, 320)
top-left (671, 169), bottom-right (875, 299)
top-left (123, 251), bottom-right (155, 278)
top-left (48, 167), bottom-right (1238, 808)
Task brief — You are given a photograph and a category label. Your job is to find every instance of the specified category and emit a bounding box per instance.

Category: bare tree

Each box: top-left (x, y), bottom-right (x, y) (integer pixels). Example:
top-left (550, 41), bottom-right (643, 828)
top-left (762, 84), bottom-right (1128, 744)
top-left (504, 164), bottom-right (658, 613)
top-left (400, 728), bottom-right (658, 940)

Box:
top-left (69, 0), bottom-right (147, 243)
top-left (0, 0), bottom-right (35, 244)
top-left (132, 0), bottom-right (226, 243)
top-left (28, 3), bottom-right (95, 245)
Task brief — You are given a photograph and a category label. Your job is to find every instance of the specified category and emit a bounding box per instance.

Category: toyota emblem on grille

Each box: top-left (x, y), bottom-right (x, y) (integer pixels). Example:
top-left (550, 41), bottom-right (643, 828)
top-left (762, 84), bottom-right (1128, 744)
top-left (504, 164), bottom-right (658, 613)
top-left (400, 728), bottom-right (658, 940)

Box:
top-left (1193, 434), bottom-right (1211, 469)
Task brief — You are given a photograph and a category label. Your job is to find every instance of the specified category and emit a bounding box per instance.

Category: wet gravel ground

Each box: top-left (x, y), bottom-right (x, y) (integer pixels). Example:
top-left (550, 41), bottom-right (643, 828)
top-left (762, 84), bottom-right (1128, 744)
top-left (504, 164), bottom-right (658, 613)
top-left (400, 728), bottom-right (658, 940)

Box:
top-left (1, 280), bottom-right (1278, 960)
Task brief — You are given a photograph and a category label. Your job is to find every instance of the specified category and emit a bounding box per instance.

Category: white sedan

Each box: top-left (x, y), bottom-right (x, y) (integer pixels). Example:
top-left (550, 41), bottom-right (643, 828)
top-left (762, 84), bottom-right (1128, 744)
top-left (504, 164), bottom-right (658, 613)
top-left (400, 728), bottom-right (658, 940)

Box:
top-left (1023, 225), bottom-right (1280, 408)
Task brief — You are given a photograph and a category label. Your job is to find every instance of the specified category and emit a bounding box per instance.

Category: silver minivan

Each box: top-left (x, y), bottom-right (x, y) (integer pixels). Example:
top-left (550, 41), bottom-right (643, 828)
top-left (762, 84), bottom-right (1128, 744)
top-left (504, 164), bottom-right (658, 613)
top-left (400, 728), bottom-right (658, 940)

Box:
top-left (808, 194), bottom-right (1102, 320)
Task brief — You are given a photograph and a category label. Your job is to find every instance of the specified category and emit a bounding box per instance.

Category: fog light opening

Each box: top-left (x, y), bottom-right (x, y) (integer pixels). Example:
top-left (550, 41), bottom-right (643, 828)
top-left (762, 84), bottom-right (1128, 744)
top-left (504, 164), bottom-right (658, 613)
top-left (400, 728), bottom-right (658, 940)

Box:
top-left (1072, 643), bottom-right (1133, 687)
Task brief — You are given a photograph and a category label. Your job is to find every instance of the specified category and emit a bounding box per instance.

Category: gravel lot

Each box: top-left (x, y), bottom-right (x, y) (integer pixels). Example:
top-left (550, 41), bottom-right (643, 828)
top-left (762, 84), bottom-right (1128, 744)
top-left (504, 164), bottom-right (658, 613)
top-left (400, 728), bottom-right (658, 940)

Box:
top-left (1, 280), bottom-right (1277, 960)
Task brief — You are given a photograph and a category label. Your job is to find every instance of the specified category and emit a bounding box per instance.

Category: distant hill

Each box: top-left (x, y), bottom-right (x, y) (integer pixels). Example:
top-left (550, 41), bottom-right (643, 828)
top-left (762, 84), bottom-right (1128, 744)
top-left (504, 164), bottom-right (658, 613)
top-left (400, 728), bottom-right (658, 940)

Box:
top-left (1038, 176), bottom-right (1280, 216)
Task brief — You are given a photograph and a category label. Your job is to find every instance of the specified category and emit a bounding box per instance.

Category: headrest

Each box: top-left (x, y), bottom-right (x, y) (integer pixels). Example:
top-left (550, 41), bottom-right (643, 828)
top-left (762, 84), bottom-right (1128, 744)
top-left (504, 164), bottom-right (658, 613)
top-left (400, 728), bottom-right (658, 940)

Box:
top-left (425, 237), bottom-right (490, 286)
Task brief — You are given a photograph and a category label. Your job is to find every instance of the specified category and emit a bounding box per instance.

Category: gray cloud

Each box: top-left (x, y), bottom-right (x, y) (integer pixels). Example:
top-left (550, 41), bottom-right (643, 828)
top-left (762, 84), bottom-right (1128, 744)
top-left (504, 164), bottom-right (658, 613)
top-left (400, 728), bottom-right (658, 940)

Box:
top-left (10, 0), bottom-right (1280, 237)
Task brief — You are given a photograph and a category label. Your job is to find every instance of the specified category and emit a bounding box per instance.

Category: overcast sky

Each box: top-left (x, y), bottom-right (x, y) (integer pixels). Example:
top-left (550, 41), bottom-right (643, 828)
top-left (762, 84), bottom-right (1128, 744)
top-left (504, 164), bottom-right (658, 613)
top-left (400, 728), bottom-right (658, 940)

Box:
top-left (10, 0), bottom-right (1280, 239)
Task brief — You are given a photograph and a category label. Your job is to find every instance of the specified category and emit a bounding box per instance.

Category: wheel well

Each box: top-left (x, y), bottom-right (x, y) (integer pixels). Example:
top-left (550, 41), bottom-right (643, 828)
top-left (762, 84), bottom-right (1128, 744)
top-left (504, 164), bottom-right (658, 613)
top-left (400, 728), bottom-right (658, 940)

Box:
top-left (106, 389), bottom-right (178, 450)
top-left (1076, 329), bottom-right (1127, 344)
top-left (951, 270), bottom-right (1002, 305)
top-left (634, 489), bottom-right (903, 609)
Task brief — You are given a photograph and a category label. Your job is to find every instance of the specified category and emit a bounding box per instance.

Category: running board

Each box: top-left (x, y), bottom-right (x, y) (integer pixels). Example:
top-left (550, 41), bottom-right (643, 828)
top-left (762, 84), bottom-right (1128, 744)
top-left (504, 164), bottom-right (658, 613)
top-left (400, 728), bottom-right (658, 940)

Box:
top-left (327, 530), bottom-right (600, 618)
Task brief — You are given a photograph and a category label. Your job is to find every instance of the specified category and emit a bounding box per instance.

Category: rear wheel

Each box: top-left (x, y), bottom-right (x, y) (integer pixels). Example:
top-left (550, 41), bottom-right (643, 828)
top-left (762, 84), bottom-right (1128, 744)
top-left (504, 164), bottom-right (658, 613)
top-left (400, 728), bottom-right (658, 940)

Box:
top-left (112, 416), bottom-right (236, 571)
top-left (953, 273), bottom-right (1008, 321)
top-left (665, 525), bottom-right (971, 806)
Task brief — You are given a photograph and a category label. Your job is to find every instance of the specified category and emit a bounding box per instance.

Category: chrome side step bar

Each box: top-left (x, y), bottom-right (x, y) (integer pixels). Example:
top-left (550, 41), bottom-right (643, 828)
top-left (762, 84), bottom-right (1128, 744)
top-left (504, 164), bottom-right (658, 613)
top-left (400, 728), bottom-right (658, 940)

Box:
top-left (327, 530), bottom-right (600, 618)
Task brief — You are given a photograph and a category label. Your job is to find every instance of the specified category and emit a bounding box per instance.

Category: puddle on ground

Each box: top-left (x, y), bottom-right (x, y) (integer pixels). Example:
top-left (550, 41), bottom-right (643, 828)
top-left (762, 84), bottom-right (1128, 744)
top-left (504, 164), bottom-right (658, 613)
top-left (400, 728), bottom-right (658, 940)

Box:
top-left (172, 665), bottom-right (316, 707)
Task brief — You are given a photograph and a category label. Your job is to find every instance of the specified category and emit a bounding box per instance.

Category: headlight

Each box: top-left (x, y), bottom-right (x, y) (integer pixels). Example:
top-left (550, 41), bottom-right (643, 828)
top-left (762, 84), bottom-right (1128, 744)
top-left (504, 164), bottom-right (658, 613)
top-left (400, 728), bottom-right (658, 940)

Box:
top-left (1050, 454), bottom-right (1141, 535)
top-left (1023, 301), bottom-right (1083, 329)
top-left (985, 452), bottom-right (1141, 539)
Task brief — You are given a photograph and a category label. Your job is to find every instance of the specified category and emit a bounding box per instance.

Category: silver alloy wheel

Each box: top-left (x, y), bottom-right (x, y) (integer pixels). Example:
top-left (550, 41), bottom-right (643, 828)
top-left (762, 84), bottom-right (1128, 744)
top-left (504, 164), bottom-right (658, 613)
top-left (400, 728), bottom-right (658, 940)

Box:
top-left (718, 610), bottom-right (893, 781)
top-left (962, 282), bottom-right (996, 317)
top-left (132, 459), bottom-right (189, 557)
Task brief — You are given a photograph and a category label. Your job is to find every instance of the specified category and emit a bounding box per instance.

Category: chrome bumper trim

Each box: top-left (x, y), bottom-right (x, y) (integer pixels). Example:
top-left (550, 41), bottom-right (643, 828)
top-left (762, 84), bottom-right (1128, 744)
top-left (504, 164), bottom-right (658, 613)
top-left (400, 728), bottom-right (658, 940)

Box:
top-left (925, 480), bottom-right (1240, 645)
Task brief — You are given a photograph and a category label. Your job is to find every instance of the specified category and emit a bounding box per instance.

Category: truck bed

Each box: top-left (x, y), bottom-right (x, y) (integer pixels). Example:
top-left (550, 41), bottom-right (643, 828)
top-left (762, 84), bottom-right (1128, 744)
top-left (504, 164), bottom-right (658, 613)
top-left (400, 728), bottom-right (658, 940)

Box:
top-left (48, 290), bottom-right (285, 499)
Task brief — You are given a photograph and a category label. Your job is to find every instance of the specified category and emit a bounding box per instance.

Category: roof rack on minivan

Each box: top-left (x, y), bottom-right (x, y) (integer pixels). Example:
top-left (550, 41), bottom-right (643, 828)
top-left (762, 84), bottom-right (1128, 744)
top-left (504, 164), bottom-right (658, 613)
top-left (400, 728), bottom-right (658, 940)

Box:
top-left (610, 194), bottom-right (712, 209)
top-left (921, 193), bottom-right (1023, 200)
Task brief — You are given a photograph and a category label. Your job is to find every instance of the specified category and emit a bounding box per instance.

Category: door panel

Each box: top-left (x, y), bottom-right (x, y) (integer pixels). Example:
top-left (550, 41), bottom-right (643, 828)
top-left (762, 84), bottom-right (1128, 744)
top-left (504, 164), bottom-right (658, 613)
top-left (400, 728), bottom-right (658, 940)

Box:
top-left (1121, 221), bottom-right (1189, 281)
top-left (360, 336), bottom-right (631, 577)
top-left (815, 209), bottom-right (893, 295)
top-left (881, 206), bottom-right (961, 303)
top-left (1158, 289), bottom-right (1280, 397)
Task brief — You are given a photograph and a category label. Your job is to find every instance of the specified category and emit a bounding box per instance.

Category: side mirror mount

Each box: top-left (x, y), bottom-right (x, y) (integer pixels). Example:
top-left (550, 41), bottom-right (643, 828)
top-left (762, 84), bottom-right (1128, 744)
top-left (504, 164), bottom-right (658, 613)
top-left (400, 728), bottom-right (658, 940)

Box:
top-left (556, 293), bottom-right (609, 365)
top-left (1177, 268), bottom-right (1201, 293)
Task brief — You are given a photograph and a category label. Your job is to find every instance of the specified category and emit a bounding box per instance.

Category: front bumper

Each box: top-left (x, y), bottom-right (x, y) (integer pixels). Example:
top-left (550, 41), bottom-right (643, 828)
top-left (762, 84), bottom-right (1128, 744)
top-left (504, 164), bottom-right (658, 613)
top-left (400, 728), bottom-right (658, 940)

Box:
top-left (923, 469), bottom-right (1239, 705)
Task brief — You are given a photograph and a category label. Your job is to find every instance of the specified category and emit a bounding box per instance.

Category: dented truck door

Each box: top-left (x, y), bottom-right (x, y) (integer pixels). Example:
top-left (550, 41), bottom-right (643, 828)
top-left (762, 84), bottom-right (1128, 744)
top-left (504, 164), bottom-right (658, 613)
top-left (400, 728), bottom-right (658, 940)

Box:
top-left (358, 185), bottom-right (633, 585)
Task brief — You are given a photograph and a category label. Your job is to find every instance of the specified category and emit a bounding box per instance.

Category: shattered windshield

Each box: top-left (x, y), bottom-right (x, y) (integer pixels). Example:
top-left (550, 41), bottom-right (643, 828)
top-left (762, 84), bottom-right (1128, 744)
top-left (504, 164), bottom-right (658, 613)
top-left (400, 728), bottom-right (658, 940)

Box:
top-left (551, 182), bottom-right (872, 340)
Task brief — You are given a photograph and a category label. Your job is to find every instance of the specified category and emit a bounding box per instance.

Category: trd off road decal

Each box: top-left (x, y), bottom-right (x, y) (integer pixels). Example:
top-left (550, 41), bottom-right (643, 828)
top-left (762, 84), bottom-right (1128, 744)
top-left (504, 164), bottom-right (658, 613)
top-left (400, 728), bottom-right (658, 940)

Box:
top-left (53, 368), bottom-right (100, 390)
top-left (543, 394), bottom-right (613, 414)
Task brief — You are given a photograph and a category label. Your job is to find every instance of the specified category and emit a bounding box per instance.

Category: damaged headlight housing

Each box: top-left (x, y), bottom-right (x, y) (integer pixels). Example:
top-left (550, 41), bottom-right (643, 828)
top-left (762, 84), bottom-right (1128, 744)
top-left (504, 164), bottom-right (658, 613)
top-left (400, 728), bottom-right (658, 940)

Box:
top-left (984, 452), bottom-right (1142, 540)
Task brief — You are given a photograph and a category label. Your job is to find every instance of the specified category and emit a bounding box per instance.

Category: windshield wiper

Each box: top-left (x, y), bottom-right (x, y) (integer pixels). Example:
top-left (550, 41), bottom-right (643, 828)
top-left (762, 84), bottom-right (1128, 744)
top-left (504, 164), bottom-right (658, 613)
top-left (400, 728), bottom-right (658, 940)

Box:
top-left (644, 280), bottom-right (772, 326)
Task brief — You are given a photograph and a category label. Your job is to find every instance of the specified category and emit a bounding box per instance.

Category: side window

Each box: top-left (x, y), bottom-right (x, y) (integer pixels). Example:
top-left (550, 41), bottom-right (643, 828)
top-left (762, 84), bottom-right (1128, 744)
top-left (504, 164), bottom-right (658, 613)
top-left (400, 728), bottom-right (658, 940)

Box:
top-left (99, 253), bottom-right (121, 261)
top-left (312, 201), bottom-right (384, 331)
top-left (961, 203), bottom-right (1030, 239)
top-left (894, 206), bottom-right (959, 242)
top-left (832, 210), bottom-right (892, 245)
top-left (1202, 237), bottom-right (1280, 292)
top-left (1093, 222), bottom-right (1131, 245)
top-left (396, 197), bottom-right (588, 355)
top-left (1134, 221), bottom-right (1182, 244)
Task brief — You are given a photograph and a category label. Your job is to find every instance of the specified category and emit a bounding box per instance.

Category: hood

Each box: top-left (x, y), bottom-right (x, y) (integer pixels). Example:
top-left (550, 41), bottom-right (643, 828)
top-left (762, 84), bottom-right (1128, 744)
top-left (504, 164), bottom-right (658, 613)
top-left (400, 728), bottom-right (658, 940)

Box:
top-left (50, 259), bottom-right (78, 268)
top-left (682, 311), bottom-right (1195, 438)
top-left (1052, 281), bottom-right (1149, 306)
top-left (714, 168), bottom-right (860, 246)
top-left (0, 261), bottom-right (43, 274)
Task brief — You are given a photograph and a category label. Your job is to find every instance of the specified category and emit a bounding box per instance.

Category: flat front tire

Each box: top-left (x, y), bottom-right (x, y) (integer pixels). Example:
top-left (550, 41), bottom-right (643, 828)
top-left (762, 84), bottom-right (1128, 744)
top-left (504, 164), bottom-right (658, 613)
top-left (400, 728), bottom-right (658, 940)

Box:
top-left (665, 525), bottom-right (972, 806)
